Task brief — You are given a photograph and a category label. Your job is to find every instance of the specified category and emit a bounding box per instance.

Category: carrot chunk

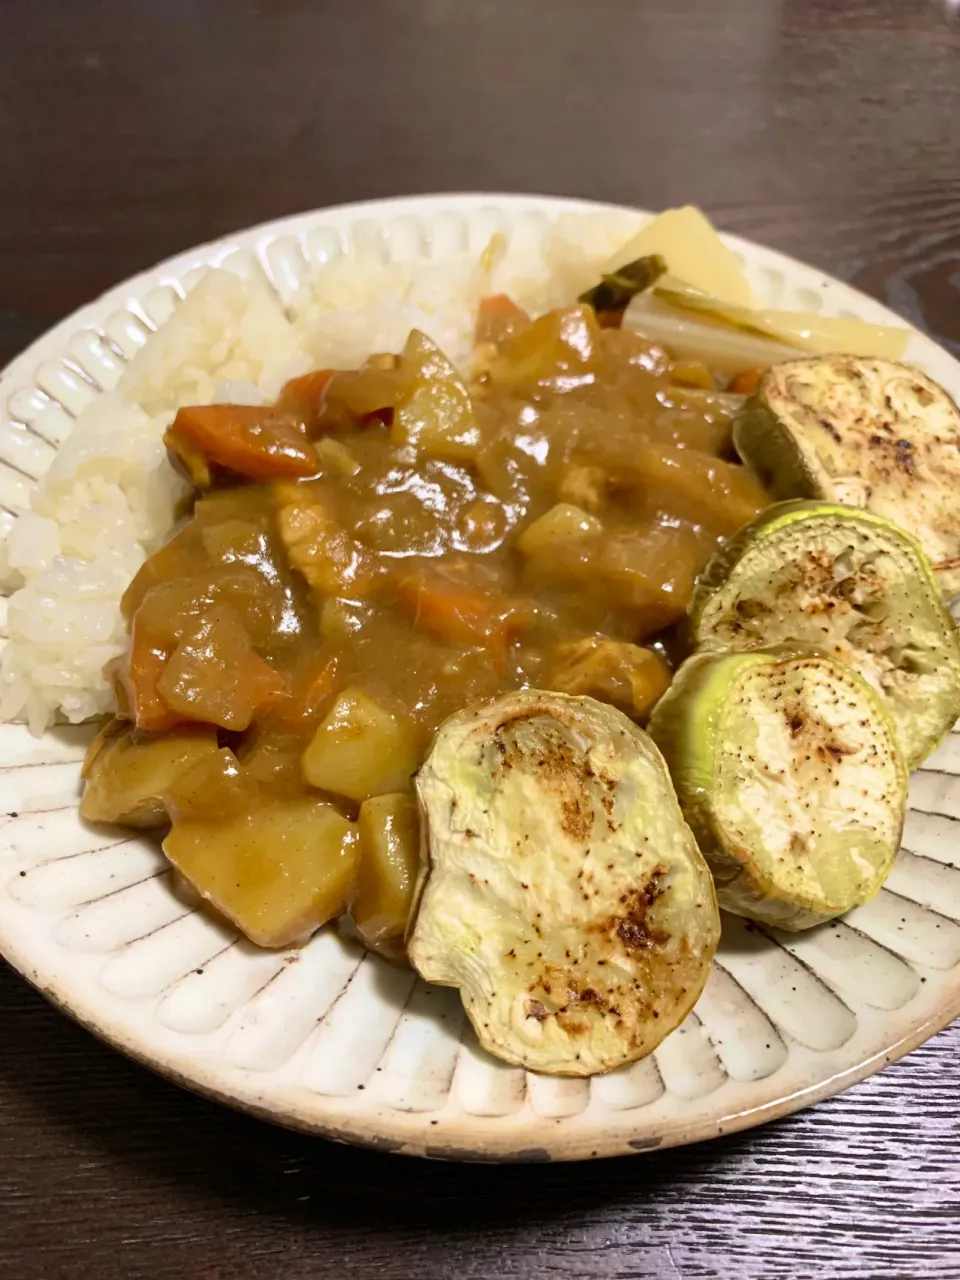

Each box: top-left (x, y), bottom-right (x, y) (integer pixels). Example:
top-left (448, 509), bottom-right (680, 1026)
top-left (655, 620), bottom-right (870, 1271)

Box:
top-left (397, 574), bottom-right (531, 667)
top-left (728, 367), bottom-right (765, 396)
top-left (165, 406), bottom-right (319, 482)
top-left (122, 625), bottom-right (183, 733)
top-left (277, 369), bottom-right (334, 422)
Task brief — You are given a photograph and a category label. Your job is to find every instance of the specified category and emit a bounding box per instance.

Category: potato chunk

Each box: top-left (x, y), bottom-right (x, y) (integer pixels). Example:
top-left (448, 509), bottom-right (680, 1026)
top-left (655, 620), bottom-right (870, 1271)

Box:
top-left (315, 436), bottom-right (361, 477)
top-left (354, 792), bottom-right (421, 953)
top-left (163, 748), bottom-right (250, 821)
top-left (163, 796), bottom-right (359, 947)
top-left (302, 687), bottom-right (422, 802)
top-left (80, 723), bottom-right (219, 828)
top-left (517, 504), bottom-right (602, 556)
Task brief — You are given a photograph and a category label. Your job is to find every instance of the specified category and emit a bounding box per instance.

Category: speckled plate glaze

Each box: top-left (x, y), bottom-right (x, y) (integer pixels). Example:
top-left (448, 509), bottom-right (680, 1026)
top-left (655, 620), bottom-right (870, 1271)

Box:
top-left (1, 195), bottom-right (959, 1162)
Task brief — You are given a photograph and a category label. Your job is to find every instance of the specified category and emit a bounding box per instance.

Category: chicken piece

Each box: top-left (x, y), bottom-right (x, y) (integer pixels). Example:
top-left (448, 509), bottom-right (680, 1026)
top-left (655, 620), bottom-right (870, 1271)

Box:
top-left (557, 465), bottom-right (608, 514)
top-left (522, 523), bottom-right (700, 639)
top-left (624, 445), bottom-right (767, 536)
top-left (273, 482), bottom-right (380, 598)
top-left (547, 637), bottom-right (671, 719)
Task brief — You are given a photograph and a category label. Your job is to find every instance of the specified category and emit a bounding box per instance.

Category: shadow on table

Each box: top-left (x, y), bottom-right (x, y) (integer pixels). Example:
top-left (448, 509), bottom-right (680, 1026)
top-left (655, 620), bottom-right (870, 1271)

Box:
top-left (0, 961), bottom-right (754, 1233)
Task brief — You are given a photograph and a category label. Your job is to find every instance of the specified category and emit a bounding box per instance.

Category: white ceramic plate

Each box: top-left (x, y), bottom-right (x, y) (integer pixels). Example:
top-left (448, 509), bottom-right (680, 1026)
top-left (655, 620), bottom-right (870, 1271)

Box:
top-left (2, 194), bottom-right (959, 1162)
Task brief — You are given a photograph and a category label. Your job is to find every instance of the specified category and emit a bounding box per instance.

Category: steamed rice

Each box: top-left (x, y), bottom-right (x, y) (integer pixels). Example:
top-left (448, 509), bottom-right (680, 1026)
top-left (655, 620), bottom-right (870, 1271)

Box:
top-left (117, 269), bottom-right (311, 414)
top-left (0, 212), bottom-right (644, 732)
top-left (1, 392), bottom-right (187, 728)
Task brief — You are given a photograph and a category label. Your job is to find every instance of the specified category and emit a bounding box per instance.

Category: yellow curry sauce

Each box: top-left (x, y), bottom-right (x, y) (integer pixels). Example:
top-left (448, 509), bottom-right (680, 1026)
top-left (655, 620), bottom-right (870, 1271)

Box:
top-left (80, 297), bottom-right (767, 953)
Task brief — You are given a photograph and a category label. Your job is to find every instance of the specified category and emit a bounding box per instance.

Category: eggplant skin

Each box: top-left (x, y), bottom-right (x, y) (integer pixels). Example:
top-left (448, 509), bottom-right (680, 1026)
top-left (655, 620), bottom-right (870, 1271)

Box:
top-left (648, 650), bottom-right (908, 931)
top-left (733, 355), bottom-right (960, 596)
top-left (407, 689), bottom-right (719, 1077)
top-left (688, 500), bottom-right (960, 767)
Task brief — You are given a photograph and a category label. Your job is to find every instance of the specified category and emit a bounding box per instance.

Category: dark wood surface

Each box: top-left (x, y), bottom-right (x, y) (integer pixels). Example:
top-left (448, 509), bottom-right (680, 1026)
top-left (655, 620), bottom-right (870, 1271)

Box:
top-left (2, 2), bottom-right (959, 1276)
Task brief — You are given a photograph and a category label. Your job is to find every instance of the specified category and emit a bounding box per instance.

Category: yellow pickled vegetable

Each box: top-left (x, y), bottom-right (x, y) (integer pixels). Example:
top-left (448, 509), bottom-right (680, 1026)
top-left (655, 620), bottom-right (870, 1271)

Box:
top-left (653, 281), bottom-right (910, 361)
top-left (602, 206), bottom-right (753, 308)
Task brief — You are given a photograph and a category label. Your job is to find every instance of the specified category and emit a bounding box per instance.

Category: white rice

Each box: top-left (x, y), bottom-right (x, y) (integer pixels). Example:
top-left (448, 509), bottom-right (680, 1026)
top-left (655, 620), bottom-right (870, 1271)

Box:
top-left (117, 269), bottom-right (311, 415)
top-left (0, 212), bottom-right (642, 732)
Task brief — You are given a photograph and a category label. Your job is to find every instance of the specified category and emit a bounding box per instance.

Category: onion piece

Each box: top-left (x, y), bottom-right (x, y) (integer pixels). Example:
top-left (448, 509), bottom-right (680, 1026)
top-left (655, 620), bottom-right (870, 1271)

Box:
top-left (652, 277), bottom-right (909, 361)
top-left (625, 295), bottom-right (808, 372)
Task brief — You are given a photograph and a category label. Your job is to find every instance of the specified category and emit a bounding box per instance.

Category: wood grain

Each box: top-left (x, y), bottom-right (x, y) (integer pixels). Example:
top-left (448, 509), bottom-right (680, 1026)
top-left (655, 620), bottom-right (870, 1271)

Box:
top-left (1, 964), bottom-right (958, 1280)
top-left (1, 1), bottom-right (959, 1276)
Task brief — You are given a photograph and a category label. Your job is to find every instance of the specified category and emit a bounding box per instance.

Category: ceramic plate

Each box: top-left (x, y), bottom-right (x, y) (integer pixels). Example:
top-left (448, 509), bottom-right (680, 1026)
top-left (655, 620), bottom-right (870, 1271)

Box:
top-left (1, 195), bottom-right (959, 1162)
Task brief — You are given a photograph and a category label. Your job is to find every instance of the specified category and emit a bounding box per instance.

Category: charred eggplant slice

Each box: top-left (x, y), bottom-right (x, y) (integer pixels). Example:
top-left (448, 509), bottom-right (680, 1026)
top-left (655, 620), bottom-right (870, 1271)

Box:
top-left (407, 689), bottom-right (719, 1077)
top-left (689, 500), bottom-right (960, 766)
top-left (648, 650), bottom-right (907, 930)
top-left (733, 356), bottom-right (960, 595)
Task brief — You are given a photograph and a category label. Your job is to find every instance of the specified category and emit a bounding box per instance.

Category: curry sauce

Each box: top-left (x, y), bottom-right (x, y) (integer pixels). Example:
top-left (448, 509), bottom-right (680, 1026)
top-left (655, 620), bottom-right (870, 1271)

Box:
top-left (81, 297), bottom-right (768, 951)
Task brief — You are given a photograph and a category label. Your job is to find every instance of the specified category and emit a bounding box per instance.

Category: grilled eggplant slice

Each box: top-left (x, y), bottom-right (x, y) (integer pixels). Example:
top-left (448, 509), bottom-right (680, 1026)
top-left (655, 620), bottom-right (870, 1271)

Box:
top-left (407, 689), bottom-right (719, 1077)
top-left (733, 356), bottom-right (960, 595)
top-left (689, 501), bottom-right (960, 766)
top-left (648, 650), bottom-right (907, 930)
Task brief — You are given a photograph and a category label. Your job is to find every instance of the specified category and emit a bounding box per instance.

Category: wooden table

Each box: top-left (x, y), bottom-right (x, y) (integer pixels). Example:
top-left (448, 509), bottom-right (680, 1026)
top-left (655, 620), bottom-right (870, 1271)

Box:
top-left (2, 3), bottom-right (959, 1276)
